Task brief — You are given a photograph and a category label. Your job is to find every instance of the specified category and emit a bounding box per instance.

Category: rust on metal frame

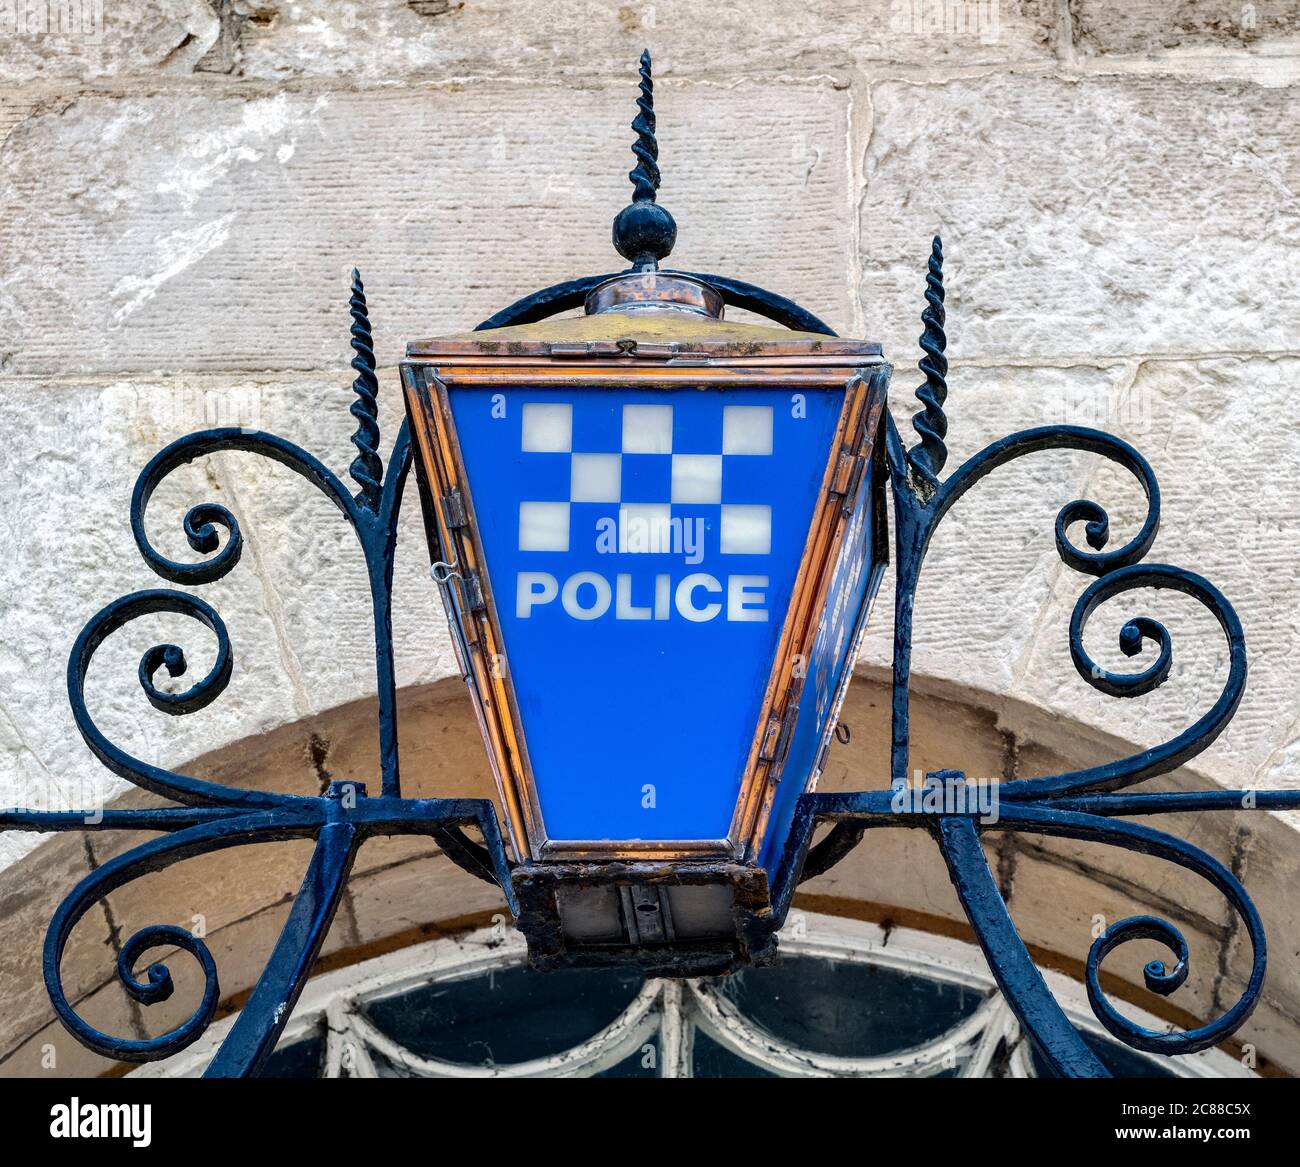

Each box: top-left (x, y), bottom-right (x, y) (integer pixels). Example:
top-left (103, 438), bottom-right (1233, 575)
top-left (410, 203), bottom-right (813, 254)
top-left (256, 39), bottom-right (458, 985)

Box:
top-left (735, 369), bottom-right (889, 857)
top-left (511, 859), bottom-right (777, 975)
top-left (403, 368), bottom-right (539, 858)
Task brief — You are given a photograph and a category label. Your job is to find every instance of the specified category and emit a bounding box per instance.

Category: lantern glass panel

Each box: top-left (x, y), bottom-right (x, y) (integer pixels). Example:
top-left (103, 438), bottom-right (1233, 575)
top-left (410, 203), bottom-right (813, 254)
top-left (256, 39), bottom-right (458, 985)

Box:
top-left (447, 382), bottom-right (848, 848)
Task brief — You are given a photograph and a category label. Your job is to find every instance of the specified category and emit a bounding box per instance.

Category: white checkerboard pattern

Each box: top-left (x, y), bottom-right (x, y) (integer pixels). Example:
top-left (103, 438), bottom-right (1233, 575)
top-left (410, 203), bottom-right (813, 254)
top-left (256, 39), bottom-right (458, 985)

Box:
top-left (517, 402), bottom-right (774, 555)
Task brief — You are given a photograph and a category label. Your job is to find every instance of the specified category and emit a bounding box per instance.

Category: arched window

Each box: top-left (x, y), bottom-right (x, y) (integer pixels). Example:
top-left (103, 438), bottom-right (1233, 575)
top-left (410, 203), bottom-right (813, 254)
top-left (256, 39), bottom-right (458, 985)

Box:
top-left (135, 912), bottom-right (1250, 1079)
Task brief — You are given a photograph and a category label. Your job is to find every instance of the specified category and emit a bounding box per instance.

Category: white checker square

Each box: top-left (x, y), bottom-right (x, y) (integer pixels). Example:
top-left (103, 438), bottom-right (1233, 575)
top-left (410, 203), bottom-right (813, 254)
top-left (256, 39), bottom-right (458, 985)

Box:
top-left (571, 453), bottom-right (621, 502)
top-left (723, 405), bottom-right (774, 455)
top-left (721, 504), bottom-right (771, 555)
top-left (671, 454), bottom-right (722, 504)
top-left (521, 403), bottom-right (572, 452)
top-left (518, 501), bottom-right (570, 551)
top-left (622, 404), bottom-right (673, 454)
top-left (619, 503), bottom-right (672, 553)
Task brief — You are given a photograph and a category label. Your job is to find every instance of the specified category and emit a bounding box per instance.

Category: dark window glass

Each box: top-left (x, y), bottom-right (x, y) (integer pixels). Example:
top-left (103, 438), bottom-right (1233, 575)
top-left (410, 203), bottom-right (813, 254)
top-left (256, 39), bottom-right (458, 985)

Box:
top-left (691, 1030), bottom-right (777, 1078)
top-left (255, 1031), bottom-right (324, 1078)
top-left (361, 964), bottom-right (645, 1066)
top-left (712, 956), bottom-right (984, 1057)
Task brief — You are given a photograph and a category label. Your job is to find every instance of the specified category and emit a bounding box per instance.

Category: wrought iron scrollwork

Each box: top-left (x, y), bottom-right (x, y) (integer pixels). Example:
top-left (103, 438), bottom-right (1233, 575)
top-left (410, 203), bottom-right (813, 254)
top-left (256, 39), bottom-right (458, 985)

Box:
top-left (1, 188), bottom-right (1296, 1075)
top-left (774, 232), bottom-right (1300, 1077)
top-left (0, 231), bottom-right (851, 1076)
top-left (1, 271), bottom-right (515, 1077)
top-left (3, 231), bottom-right (1296, 1078)
top-left (5, 236), bottom-right (1296, 1076)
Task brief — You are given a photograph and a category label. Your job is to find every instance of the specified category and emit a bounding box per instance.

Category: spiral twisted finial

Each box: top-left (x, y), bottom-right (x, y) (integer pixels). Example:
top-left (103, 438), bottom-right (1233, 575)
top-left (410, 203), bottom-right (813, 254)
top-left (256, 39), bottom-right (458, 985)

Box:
top-left (906, 235), bottom-right (949, 492)
top-left (629, 49), bottom-right (660, 201)
top-left (348, 268), bottom-right (383, 511)
top-left (612, 49), bottom-right (677, 269)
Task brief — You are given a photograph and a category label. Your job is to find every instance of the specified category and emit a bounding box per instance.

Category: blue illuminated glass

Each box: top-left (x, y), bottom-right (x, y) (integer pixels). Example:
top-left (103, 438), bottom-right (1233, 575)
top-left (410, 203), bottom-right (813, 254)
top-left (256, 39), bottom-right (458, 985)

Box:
top-left (450, 385), bottom-right (845, 844)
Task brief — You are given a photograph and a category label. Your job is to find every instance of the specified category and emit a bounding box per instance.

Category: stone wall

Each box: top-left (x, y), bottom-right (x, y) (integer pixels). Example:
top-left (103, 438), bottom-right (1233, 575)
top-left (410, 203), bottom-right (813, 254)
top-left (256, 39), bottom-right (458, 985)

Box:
top-left (1, 3), bottom-right (1298, 888)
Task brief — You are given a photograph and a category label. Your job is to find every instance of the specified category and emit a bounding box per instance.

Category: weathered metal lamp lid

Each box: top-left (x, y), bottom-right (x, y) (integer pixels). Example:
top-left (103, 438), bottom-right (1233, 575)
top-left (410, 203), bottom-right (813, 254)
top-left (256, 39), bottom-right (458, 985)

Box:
top-left (404, 309), bottom-right (880, 362)
top-left (406, 252), bottom-right (879, 364)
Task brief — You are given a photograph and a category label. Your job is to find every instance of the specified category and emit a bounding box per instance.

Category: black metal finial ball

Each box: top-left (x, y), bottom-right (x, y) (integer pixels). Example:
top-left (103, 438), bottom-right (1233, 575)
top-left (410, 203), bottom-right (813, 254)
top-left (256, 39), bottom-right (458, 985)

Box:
top-left (613, 199), bottom-right (677, 268)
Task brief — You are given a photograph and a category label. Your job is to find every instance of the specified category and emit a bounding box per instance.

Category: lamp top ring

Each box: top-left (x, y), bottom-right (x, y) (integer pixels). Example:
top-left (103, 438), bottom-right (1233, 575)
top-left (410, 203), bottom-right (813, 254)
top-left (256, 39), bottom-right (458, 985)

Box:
top-left (584, 272), bottom-right (723, 319)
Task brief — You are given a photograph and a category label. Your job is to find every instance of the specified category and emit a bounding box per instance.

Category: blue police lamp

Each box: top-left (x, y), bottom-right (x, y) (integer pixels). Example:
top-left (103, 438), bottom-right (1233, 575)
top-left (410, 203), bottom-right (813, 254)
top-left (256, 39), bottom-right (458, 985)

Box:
top-left (402, 58), bottom-right (890, 975)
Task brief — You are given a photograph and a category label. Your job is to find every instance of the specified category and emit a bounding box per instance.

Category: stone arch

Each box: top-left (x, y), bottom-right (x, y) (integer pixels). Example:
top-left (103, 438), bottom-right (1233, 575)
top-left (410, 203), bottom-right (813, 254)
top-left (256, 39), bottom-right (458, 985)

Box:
top-left (2, 674), bottom-right (1296, 1076)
